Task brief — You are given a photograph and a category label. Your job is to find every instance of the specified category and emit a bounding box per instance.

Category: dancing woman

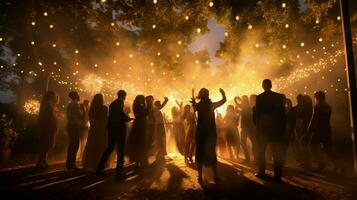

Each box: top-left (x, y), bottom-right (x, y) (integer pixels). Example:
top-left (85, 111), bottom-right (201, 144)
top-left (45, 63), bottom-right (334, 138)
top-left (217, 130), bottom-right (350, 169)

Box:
top-left (191, 88), bottom-right (226, 184)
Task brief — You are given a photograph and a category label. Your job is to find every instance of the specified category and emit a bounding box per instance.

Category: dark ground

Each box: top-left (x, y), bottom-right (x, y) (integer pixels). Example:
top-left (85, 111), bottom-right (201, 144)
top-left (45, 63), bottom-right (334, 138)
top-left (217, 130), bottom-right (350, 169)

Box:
top-left (1, 155), bottom-right (357, 200)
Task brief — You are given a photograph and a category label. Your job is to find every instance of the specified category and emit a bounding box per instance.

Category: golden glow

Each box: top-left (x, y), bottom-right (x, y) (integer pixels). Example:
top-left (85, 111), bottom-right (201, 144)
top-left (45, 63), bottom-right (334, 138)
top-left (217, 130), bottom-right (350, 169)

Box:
top-left (24, 100), bottom-right (40, 115)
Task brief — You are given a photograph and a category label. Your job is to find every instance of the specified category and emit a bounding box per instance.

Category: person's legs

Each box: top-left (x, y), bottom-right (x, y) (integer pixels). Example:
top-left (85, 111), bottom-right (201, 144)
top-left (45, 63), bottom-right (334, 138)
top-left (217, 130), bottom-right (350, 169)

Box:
top-left (97, 130), bottom-right (116, 173)
top-left (271, 139), bottom-right (285, 180)
top-left (241, 129), bottom-right (250, 161)
top-left (256, 136), bottom-right (267, 176)
top-left (66, 124), bottom-right (80, 169)
top-left (115, 132), bottom-right (126, 178)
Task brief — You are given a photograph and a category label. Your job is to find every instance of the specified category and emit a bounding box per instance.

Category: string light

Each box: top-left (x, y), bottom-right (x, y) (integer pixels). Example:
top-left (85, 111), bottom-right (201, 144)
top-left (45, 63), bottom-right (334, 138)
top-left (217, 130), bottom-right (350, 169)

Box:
top-left (300, 42), bottom-right (305, 47)
top-left (282, 3), bottom-right (286, 8)
top-left (209, 2), bottom-right (214, 7)
top-left (178, 40), bottom-right (182, 45)
top-left (315, 19), bottom-right (320, 24)
top-left (116, 42), bottom-right (120, 46)
top-left (75, 50), bottom-right (79, 54)
top-left (282, 44), bottom-right (286, 49)
top-left (337, 16), bottom-right (341, 20)
top-left (235, 16), bottom-right (240, 21)
top-left (31, 41), bottom-right (35, 45)
top-left (49, 24), bottom-right (54, 28)
top-left (43, 12), bottom-right (48, 16)
top-left (0, 37), bottom-right (3, 42)
top-left (52, 43), bottom-right (56, 47)
top-left (185, 15), bottom-right (189, 20)
top-left (111, 22), bottom-right (115, 26)
top-left (224, 32), bottom-right (228, 36)
top-left (176, 54), bottom-right (180, 58)
top-left (196, 28), bottom-right (201, 33)
top-left (153, 0), bottom-right (157, 4)
top-left (319, 38), bottom-right (323, 42)
top-left (285, 24), bottom-right (289, 28)
top-left (248, 24), bottom-right (253, 30)
top-left (31, 21), bottom-right (36, 26)
top-left (152, 24), bottom-right (156, 29)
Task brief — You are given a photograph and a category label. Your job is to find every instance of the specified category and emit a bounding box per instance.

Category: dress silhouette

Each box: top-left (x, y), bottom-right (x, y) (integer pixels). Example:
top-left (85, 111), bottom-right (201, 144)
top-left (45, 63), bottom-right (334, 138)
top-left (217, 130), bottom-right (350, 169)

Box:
top-left (36, 91), bottom-right (58, 169)
top-left (83, 94), bottom-right (108, 172)
top-left (127, 95), bottom-right (149, 170)
top-left (192, 88), bottom-right (226, 183)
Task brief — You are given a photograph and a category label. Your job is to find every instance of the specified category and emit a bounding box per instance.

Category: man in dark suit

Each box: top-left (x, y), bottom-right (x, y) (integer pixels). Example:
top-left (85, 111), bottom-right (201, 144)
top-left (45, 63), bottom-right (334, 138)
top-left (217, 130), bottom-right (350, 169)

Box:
top-left (97, 90), bottom-right (132, 180)
top-left (253, 79), bottom-right (286, 182)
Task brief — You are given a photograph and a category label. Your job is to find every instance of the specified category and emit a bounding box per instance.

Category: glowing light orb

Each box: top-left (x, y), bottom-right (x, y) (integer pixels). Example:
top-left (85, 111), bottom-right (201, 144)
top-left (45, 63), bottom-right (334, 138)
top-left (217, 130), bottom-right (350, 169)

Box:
top-left (52, 43), bottom-right (56, 47)
top-left (337, 16), bottom-right (341, 20)
top-left (196, 28), bottom-right (201, 33)
top-left (185, 16), bottom-right (189, 20)
top-left (153, 0), bottom-right (157, 4)
top-left (31, 21), bottom-right (36, 26)
top-left (24, 99), bottom-right (40, 115)
top-left (318, 38), bottom-right (323, 42)
top-left (31, 41), bottom-right (35, 45)
top-left (300, 42), bottom-right (304, 47)
top-left (209, 2), bottom-right (214, 7)
top-left (282, 3), bottom-right (286, 8)
top-left (0, 38), bottom-right (3, 42)
top-left (75, 50), bottom-right (79, 54)
top-left (152, 24), bottom-right (156, 29)
top-left (235, 16), bottom-right (240, 21)
top-left (248, 24), bottom-right (253, 30)
top-left (285, 24), bottom-right (289, 28)
top-left (116, 42), bottom-right (120, 46)
top-left (315, 19), bottom-right (320, 24)
top-left (43, 12), bottom-right (48, 16)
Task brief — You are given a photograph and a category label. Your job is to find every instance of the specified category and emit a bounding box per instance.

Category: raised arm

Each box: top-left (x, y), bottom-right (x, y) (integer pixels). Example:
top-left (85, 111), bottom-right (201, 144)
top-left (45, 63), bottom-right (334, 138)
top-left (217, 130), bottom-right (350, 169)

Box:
top-left (158, 97), bottom-right (169, 110)
top-left (212, 88), bottom-right (227, 109)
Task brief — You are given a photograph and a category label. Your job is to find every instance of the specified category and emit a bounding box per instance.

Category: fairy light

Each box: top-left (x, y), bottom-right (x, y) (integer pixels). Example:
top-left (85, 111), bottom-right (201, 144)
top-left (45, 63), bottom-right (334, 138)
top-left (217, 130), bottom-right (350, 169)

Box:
top-left (38, 62), bottom-right (43, 66)
top-left (282, 3), bottom-right (286, 8)
top-left (248, 24), bottom-right (253, 30)
top-left (282, 44), bottom-right (286, 49)
top-left (129, 54), bottom-right (133, 58)
top-left (185, 15), bottom-right (189, 20)
top-left (196, 28), bottom-right (201, 33)
top-left (75, 50), bottom-right (79, 54)
top-left (17, 53), bottom-right (21, 57)
top-left (255, 43), bottom-right (259, 48)
top-left (195, 60), bottom-right (199, 64)
top-left (116, 42), bottom-right (120, 46)
top-left (52, 43), bottom-right (56, 47)
top-left (178, 40), bottom-right (182, 45)
top-left (157, 38), bottom-right (161, 43)
top-left (337, 16), bottom-right (341, 20)
top-left (209, 1), bottom-right (214, 7)
top-left (235, 16), bottom-right (240, 21)
top-left (224, 32), bottom-right (228, 36)
top-left (152, 24), bottom-right (156, 29)
top-left (285, 24), bottom-right (289, 28)
top-left (44, 12), bottom-right (48, 16)
top-left (0, 37), bottom-right (3, 42)
top-left (153, 0), bottom-right (157, 4)
top-left (157, 52), bottom-right (161, 56)
top-left (111, 22), bottom-right (115, 26)
top-left (31, 41), bottom-right (35, 45)
top-left (315, 19), bottom-right (320, 24)
top-left (176, 54), bottom-right (180, 58)
top-left (318, 38), bottom-right (323, 42)
top-left (94, 64), bottom-right (98, 67)
top-left (31, 21), bottom-right (36, 26)
top-left (300, 42), bottom-right (305, 47)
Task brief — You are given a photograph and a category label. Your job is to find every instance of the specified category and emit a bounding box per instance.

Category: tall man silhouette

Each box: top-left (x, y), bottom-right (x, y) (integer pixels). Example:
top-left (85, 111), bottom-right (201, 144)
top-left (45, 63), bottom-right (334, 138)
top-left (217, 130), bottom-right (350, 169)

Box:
top-left (97, 90), bottom-right (132, 180)
top-left (253, 79), bottom-right (286, 182)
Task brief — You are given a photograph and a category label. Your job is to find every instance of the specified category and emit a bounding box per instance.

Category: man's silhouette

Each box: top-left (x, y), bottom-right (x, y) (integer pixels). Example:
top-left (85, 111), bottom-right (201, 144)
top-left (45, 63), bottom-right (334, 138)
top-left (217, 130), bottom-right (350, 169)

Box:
top-left (253, 79), bottom-right (286, 182)
top-left (97, 90), bottom-right (132, 180)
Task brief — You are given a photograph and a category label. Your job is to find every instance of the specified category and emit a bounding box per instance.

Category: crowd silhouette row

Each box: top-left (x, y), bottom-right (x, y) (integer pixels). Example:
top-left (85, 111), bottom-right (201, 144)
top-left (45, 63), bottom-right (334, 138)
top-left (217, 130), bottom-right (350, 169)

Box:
top-left (36, 79), bottom-right (336, 184)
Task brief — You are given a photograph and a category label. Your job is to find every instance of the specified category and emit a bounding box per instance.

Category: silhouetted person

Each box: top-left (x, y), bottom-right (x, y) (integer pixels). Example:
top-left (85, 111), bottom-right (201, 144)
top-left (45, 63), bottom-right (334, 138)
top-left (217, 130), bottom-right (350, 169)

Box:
top-left (79, 99), bottom-right (90, 159)
top-left (250, 94), bottom-right (258, 161)
top-left (296, 95), bottom-right (313, 168)
top-left (183, 104), bottom-right (196, 162)
top-left (153, 97), bottom-right (169, 161)
top-left (172, 104), bottom-right (185, 155)
top-left (36, 91), bottom-right (59, 169)
top-left (216, 113), bottom-right (227, 157)
top-left (235, 95), bottom-right (252, 162)
top-left (97, 90), bottom-right (132, 180)
top-left (146, 95), bottom-right (155, 152)
top-left (66, 91), bottom-right (83, 170)
top-left (307, 91), bottom-right (336, 171)
top-left (83, 94), bottom-right (108, 172)
top-left (127, 95), bottom-right (149, 173)
top-left (191, 88), bottom-right (226, 184)
top-left (224, 105), bottom-right (240, 160)
top-left (253, 79), bottom-right (286, 182)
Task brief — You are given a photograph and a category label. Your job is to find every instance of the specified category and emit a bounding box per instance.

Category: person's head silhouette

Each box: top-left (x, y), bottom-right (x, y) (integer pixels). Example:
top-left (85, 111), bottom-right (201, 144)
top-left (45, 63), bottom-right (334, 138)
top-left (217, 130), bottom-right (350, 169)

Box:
top-left (262, 79), bottom-right (272, 91)
top-left (117, 90), bottom-right (126, 100)
top-left (198, 88), bottom-right (209, 100)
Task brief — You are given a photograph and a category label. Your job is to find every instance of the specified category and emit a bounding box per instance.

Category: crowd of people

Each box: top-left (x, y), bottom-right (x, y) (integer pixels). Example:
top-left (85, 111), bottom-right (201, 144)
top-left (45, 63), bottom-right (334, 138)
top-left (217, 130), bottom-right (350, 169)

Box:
top-left (35, 79), bottom-right (336, 184)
